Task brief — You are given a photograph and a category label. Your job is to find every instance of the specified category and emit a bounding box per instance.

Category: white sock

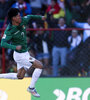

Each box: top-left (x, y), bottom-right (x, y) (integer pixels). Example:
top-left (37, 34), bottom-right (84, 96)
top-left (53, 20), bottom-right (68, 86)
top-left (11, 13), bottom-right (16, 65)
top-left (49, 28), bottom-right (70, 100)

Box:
top-left (0, 73), bottom-right (18, 79)
top-left (30, 68), bottom-right (42, 88)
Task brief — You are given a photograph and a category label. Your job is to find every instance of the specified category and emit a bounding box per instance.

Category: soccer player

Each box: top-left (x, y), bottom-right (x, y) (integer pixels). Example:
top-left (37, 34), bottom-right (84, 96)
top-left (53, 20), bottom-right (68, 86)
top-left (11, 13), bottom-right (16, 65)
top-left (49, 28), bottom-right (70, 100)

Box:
top-left (0, 8), bottom-right (45, 97)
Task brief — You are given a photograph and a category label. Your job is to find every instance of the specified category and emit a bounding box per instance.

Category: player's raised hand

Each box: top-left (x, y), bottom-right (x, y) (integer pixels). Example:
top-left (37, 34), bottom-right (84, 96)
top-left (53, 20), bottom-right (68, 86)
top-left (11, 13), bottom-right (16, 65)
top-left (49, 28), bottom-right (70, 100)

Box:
top-left (42, 16), bottom-right (46, 21)
top-left (16, 45), bottom-right (22, 50)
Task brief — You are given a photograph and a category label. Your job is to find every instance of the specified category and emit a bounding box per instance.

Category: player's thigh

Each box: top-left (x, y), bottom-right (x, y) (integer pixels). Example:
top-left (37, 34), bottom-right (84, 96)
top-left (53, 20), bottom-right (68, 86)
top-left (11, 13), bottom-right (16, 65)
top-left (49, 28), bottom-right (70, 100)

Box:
top-left (32, 60), bottom-right (43, 69)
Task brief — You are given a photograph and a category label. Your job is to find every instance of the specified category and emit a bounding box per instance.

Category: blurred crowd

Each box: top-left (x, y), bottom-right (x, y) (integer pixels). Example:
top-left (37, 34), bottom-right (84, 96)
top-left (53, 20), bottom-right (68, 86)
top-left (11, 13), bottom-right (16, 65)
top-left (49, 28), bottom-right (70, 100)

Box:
top-left (0, 0), bottom-right (90, 77)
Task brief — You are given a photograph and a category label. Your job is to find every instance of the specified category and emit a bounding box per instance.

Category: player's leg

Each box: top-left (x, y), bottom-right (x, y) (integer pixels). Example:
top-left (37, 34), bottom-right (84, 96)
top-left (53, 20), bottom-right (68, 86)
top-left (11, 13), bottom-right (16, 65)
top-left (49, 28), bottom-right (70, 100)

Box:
top-left (32, 59), bottom-right (43, 69)
top-left (0, 67), bottom-right (26, 79)
top-left (17, 67), bottom-right (26, 79)
top-left (27, 59), bottom-right (43, 97)
top-left (29, 59), bottom-right (43, 87)
top-left (14, 51), bottom-right (43, 97)
top-left (0, 73), bottom-right (17, 79)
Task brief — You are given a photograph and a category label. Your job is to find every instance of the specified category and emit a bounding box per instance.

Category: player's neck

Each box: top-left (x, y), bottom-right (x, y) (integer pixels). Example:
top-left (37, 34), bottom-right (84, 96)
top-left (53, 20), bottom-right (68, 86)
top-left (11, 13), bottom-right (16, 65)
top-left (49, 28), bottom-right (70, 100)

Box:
top-left (12, 21), bottom-right (20, 26)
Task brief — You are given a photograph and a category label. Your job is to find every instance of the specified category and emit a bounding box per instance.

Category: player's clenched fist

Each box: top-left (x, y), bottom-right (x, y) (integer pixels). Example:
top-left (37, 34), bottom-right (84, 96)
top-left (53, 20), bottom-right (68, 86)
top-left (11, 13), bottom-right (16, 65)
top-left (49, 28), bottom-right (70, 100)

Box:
top-left (16, 45), bottom-right (22, 50)
top-left (42, 16), bottom-right (46, 21)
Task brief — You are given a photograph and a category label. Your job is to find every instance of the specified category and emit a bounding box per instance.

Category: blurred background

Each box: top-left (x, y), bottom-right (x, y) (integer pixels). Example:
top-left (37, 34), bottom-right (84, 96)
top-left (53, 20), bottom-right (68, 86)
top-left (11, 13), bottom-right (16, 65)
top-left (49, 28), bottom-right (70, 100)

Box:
top-left (0, 0), bottom-right (90, 77)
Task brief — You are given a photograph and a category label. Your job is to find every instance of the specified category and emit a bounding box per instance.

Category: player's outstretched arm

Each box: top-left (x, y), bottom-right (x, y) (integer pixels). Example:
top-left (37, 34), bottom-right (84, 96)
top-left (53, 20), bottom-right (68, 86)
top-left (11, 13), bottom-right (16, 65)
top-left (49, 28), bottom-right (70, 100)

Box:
top-left (41, 16), bottom-right (46, 21)
top-left (29, 15), bottom-right (46, 20)
top-left (23, 15), bottom-right (46, 24)
top-left (1, 40), bottom-right (22, 50)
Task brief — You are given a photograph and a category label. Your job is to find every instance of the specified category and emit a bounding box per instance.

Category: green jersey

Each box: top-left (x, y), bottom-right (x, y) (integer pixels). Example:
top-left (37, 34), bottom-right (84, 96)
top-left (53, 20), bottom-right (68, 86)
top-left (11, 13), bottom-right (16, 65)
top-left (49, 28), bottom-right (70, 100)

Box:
top-left (1, 15), bottom-right (42, 53)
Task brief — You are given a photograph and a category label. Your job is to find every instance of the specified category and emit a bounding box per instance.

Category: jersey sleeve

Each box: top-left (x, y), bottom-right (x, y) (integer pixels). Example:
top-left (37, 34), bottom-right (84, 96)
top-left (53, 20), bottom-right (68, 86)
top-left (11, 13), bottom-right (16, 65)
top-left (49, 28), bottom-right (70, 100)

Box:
top-left (23, 15), bottom-right (42, 24)
top-left (1, 31), bottom-right (16, 50)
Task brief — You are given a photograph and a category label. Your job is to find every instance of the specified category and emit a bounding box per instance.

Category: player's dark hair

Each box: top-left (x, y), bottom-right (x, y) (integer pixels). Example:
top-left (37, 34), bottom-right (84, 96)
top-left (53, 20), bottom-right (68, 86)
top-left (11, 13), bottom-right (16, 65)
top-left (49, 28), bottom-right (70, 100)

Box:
top-left (7, 8), bottom-right (20, 21)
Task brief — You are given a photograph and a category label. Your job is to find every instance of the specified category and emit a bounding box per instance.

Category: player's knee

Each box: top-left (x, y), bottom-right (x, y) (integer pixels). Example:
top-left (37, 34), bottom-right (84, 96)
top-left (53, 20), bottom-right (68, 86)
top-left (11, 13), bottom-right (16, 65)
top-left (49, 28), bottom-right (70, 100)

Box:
top-left (33, 60), bottom-right (44, 69)
top-left (17, 75), bottom-right (24, 79)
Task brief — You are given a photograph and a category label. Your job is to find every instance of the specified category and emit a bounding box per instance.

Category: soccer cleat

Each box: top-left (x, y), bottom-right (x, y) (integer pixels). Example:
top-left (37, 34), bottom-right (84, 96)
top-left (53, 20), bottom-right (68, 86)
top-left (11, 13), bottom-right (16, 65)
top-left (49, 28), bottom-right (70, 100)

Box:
top-left (27, 87), bottom-right (40, 97)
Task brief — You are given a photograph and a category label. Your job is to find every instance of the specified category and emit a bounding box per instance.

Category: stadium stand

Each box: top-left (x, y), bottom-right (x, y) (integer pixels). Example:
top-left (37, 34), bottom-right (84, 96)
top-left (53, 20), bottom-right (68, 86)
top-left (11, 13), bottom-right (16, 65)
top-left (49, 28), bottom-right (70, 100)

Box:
top-left (0, 0), bottom-right (90, 77)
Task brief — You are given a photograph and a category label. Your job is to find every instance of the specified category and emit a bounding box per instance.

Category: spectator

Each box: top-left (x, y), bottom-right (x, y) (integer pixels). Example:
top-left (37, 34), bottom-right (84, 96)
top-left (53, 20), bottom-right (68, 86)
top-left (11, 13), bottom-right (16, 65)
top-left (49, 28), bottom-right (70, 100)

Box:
top-left (72, 16), bottom-right (90, 42)
top-left (64, 0), bottom-right (73, 26)
top-left (74, 37), bottom-right (90, 76)
top-left (33, 26), bottom-right (50, 76)
top-left (80, 0), bottom-right (90, 21)
top-left (29, 0), bottom-right (42, 15)
top-left (33, 26), bottom-right (50, 68)
top-left (0, 0), bottom-right (15, 28)
top-left (85, 0), bottom-right (90, 16)
top-left (41, 0), bottom-right (51, 15)
top-left (57, 0), bottom-right (65, 11)
top-left (46, 0), bottom-right (65, 19)
top-left (46, 14), bottom-right (58, 28)
top-left (12, 0), bottom-right (32, 16)
top-left (41, 0), bottom-right (51, 6)
top-left (68, 29), bottom-right (82, 51)
top-left (64, 0), bottom-right (85, 25)
top-left (52, 17), bottom-right (69, 76)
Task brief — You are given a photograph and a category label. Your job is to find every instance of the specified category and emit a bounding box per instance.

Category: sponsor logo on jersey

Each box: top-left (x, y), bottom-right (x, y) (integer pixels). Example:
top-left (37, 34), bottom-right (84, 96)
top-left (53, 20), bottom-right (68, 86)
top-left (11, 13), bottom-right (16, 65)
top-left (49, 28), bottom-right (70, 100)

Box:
top-left (2, 34), bottom-right (6, 39)
top-left (14, 31), bottom-right (20, 35)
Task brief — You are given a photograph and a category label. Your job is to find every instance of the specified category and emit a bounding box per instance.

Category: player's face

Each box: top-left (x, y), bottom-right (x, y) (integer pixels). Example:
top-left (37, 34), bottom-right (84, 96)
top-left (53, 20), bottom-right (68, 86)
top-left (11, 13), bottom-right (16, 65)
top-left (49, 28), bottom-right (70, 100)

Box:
top-left (13, 13), bottom-right (21, 24)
